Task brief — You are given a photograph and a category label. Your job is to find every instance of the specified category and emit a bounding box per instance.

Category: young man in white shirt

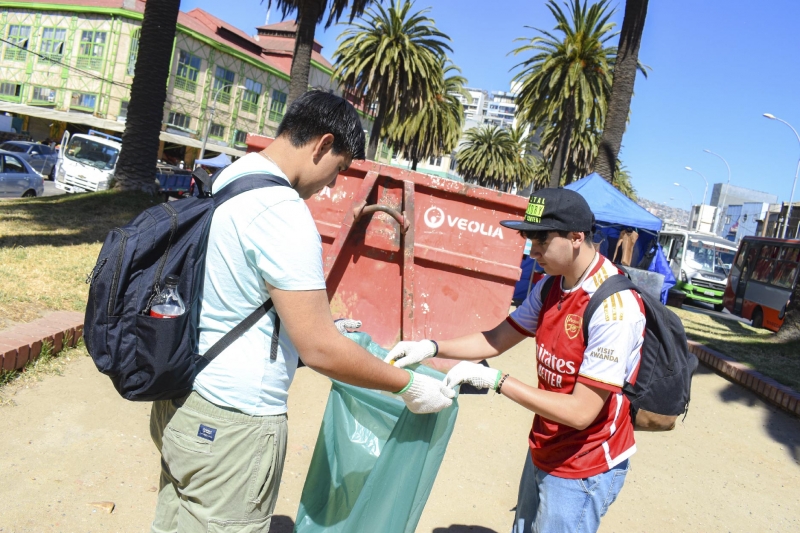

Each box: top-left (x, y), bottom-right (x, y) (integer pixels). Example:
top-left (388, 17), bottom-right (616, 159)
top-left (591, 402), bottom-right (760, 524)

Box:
top-left (386, 188), bottom-right (645, 533)
top-left (149, 91), bottom-right (454, 533)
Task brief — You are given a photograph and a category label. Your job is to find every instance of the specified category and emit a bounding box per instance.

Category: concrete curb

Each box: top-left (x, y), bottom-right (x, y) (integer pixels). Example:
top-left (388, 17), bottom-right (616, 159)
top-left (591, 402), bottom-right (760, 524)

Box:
top-left (0, 311), bottom-right (84, 372)
top-left (688, 340), bottom-right (800, 418)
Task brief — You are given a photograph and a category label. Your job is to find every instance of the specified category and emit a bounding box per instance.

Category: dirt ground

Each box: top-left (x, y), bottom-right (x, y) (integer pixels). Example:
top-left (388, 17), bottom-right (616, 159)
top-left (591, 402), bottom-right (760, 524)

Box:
top-left (1, 336), bottom-right (799, 533)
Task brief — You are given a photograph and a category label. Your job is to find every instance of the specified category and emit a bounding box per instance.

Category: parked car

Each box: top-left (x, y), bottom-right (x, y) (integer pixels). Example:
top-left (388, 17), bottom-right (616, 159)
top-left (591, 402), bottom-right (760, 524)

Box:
top-left (0, 141), bottom-right (58, 180)
top-left (0, 150), bottom-right (45, 197)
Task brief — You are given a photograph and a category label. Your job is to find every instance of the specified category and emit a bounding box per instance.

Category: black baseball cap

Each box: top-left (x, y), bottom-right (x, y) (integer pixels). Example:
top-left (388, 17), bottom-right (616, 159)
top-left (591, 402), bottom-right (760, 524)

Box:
top-left (500, 188), bottom-right (595, 233)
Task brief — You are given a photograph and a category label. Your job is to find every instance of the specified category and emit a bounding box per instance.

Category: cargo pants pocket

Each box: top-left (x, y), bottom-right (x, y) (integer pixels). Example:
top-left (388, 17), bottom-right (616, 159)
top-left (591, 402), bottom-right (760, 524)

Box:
top-left (246, 426), bottom-right (281, 513)
top-left (207, 514), bottom-right (272, 533)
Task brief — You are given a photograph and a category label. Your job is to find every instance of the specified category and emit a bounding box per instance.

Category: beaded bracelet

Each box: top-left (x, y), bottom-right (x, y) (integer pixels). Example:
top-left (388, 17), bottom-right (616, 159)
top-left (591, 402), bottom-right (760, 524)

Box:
top-left (496, 373), bottom-right (510, 395)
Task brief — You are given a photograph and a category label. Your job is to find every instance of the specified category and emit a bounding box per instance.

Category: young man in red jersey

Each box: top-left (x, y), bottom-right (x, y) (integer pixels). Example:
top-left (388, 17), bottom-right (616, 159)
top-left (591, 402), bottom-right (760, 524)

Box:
top-left (386, 188), bottom-right (645, 533)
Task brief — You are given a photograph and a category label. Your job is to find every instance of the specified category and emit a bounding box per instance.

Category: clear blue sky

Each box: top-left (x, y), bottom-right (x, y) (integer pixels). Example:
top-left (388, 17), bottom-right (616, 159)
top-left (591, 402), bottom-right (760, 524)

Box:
top-left (182, 0), bottom-right (800, 211)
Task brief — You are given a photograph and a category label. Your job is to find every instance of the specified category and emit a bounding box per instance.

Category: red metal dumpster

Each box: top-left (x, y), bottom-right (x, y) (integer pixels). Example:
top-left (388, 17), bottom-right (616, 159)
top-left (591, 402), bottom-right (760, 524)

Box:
top-left (247, 134), bottom-right (528, 348)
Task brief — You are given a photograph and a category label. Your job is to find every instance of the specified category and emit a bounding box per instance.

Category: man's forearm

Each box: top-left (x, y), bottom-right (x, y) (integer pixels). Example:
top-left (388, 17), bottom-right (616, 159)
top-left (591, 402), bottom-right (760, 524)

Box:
top-left (499, 377), bottom-right (609, 430)
top-left (436, 332), bottom-right (503, 361)
top-left (437, 320), bottom-right (528, 361)
top-left (302, 332), bottom-right (410, 392)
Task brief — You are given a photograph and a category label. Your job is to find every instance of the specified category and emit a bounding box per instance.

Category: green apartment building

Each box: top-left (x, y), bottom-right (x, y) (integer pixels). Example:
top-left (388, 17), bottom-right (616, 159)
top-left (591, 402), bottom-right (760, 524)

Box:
top-left (0, 0), bottom-right (379, 164)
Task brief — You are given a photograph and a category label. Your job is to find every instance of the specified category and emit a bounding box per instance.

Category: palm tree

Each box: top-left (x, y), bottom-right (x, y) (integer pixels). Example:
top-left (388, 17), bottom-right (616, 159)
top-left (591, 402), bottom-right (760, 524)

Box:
top-left (387, 59), bottom-right (466, 171)
top-left (456, 125), bottom-right (519, 190)
top-left (507, 124), bottom-right (538, 191)
top-left (333, 0), bottom-right (452, 160)
top-left (614, 160), bottom-right (637, 200)
top-left (594, 0), bottom-right (650, 182)
top-left (511, 0), bottom-right (617, 188)
top-left (114, 0), bottom-right (182, 193)
top-left (267, 1), bottom-right (377, 106)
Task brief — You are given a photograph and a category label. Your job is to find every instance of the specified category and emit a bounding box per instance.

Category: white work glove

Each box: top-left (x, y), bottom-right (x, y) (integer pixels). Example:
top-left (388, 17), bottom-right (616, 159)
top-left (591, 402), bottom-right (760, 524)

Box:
top-left (384, 340), bottom-right (438, 368)
top-left (397, 371), bottom-right (455, 414)
top-left (334, 318), bottom-right (362, 335)
top-left (444, 361), bottom-right (502, 392)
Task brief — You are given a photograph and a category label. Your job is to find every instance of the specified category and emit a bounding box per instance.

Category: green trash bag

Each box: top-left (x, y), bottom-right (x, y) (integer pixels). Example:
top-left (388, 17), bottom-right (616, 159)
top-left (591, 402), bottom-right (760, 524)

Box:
top-left (294, 332), bottom-right (459, 533)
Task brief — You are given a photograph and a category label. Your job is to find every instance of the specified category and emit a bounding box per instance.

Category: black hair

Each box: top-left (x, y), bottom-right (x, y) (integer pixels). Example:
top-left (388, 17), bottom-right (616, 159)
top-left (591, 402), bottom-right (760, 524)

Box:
top-left (518, 229), bottom-right (594, 246)
top-left (276, 90), bottom-right (366, 159)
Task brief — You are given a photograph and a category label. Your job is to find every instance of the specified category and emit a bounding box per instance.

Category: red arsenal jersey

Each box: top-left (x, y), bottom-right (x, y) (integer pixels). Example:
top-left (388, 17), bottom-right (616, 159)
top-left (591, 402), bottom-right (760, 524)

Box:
top-left (508, 254), bottom-right (645, 478)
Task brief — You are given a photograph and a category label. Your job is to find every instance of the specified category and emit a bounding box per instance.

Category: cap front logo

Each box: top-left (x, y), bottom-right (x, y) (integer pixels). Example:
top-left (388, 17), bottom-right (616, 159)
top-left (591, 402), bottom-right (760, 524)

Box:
top-left (564, 314), bottom-right (582, 340)
top-left (525, 196), bottom-right (546, 223)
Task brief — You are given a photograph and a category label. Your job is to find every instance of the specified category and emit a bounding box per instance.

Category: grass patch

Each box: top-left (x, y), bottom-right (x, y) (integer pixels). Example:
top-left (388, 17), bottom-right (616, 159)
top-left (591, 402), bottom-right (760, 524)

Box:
top-left (0, 190), bottom-right (157, 327)
top-left (674, 307), bottom-right (800, 391)
top-left (0, 340), bottom-right (88, 407)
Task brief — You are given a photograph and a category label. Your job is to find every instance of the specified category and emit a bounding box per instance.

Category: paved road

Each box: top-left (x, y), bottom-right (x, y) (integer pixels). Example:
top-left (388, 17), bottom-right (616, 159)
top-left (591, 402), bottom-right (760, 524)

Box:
top-left (42, 179), bottom-right (65, 197)
top-left (682, 299), bottom-right (752, 324)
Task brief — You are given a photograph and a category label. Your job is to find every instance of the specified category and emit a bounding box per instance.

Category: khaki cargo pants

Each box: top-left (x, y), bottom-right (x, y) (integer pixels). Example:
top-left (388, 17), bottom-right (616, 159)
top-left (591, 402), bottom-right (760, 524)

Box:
top-left (149, 392), bottom-right (288, 533)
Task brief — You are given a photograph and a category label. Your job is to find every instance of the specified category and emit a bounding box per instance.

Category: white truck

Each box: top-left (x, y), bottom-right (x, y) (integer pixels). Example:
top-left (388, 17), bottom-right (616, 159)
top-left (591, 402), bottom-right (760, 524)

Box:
top-left (54, 129), bottom-right (121, 193)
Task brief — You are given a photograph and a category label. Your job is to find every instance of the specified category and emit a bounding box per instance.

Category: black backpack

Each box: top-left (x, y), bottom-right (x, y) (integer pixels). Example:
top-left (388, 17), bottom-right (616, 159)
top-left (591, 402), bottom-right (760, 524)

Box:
top-left (542, 274), bottom-right (698, 431)
top-left (84, 174), bottom-right (288, 401)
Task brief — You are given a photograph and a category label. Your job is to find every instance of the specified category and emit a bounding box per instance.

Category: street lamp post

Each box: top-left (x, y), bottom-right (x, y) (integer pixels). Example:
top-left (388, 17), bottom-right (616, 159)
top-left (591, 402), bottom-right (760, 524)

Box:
top-left (684, 166), bottom-right (708, 205)
top-left (763, 113), bottom-right (800, 239)
top-left (198, 83), bottom-right (246, 163)
top-left (703, 149), bottom-right (731, 234)
top-left (673, 182), bottom-right (694, 209)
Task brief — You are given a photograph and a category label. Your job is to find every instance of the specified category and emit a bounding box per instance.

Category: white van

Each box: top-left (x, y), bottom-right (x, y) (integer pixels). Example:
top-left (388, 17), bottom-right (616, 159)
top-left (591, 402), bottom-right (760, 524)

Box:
top-left (54, 129), bottom-right (121, 193)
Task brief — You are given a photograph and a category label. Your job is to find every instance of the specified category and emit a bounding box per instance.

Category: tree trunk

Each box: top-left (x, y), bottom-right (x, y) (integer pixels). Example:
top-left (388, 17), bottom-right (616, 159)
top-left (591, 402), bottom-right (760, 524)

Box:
top-left (367, 99), bottom-right (387, 161)
top-left (776, 307), bottom-right (800, 342)
top-left (594, 0), bottom-right (649, 182)
top-left (411, 158), bottom-right (418, 171)
top-left (548, 100), bottom-right (574, 188)
top-left (114, 0), bottom-right (181, 193)
top-left (287, 1), bottom-right (324, 107)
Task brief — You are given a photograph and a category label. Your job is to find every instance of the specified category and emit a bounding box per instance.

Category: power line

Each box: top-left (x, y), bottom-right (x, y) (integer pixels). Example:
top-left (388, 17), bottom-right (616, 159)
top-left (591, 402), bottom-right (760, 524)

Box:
top-left (0, 37), bottom-right (131, 89)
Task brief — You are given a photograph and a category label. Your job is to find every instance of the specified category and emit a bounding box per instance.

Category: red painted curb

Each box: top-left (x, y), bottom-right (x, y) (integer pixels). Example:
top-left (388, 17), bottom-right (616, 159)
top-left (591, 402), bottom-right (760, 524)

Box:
top-left (0, 312), bottom-right (84, 372)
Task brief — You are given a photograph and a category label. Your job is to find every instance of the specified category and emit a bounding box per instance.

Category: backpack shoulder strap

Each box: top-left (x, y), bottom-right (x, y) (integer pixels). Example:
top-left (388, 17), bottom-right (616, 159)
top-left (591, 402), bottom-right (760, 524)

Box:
top-left (201, 173), bottom-right (291, 364)
top-left (581, 275), bottom-right (640, 340)
top-left (540, 275), bottom-right (557, 302)
top-left (213, 173), bottom-right (289, 207)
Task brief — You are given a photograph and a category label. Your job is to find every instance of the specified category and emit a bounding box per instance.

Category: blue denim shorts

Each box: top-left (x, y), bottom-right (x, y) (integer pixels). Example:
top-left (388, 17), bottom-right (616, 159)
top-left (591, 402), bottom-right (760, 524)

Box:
top-left (511, 451), bottom-right (630, 533)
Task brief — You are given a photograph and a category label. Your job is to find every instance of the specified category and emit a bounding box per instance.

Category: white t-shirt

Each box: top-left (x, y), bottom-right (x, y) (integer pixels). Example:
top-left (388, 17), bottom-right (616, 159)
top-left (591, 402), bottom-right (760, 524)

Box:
top-left (193, 153), bottom-right (326, 416)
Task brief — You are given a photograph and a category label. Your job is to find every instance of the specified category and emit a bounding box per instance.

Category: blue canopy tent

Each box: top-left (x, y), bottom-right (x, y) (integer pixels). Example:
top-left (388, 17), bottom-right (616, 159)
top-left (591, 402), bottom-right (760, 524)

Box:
top-left (194, 153), bottom-right (232, 168)
top-left (565, 173), bottom-right (662, 268)
top-left (513, 174), bottom-right (671, 303)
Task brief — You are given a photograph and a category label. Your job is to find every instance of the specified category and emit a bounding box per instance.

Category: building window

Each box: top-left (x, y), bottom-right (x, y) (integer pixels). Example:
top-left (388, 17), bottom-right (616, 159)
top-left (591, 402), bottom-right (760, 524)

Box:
top-left (213, 66), bottom-right (235, 105)
top-left (241, 78), bottom-right (261, 114)
top-left (77, 30), bottom-right (107, 70)
top-left (428, 156), bottom-right (436, 166)
top-left (4, 25), bottom-right (31, 61)
top-left (167, 111), bottom-right (191, 130)
top-left (39, 27), bottom-right (66, 64)
top-left (70, 92), bottom-right (97, 111)
top-left (380, 143), bottom-right (390, 159)
top-left (174, 50), bottom-right (200, 93)
top-left (269, 89), bottom-right (287, 122)
top-left (31, 86), bottom-right (57, 105)
top-left (127, 28), bottom-right (140, 76)
top-left (0, 82), bottom-right (22, 101)
top-left (436, 156), bottom-right (442, 166)
top-left (234, 130), bottom-right (248, 146)
top-left (209, 123), bottom-right (224, 139)
top-left (118, 100), bottom-right (129, 121)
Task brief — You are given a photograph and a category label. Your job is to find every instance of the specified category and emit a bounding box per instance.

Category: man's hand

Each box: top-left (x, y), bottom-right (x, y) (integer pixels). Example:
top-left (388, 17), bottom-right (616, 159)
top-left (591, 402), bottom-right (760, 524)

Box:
top-left (334, 318), bottom-right (362, 335)
top-left (398, 372), bottom-right (455, 414)
top-left (444, 361), bottom-right (502, 391)
top-left (384, 340), bottom-right (438, 368)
